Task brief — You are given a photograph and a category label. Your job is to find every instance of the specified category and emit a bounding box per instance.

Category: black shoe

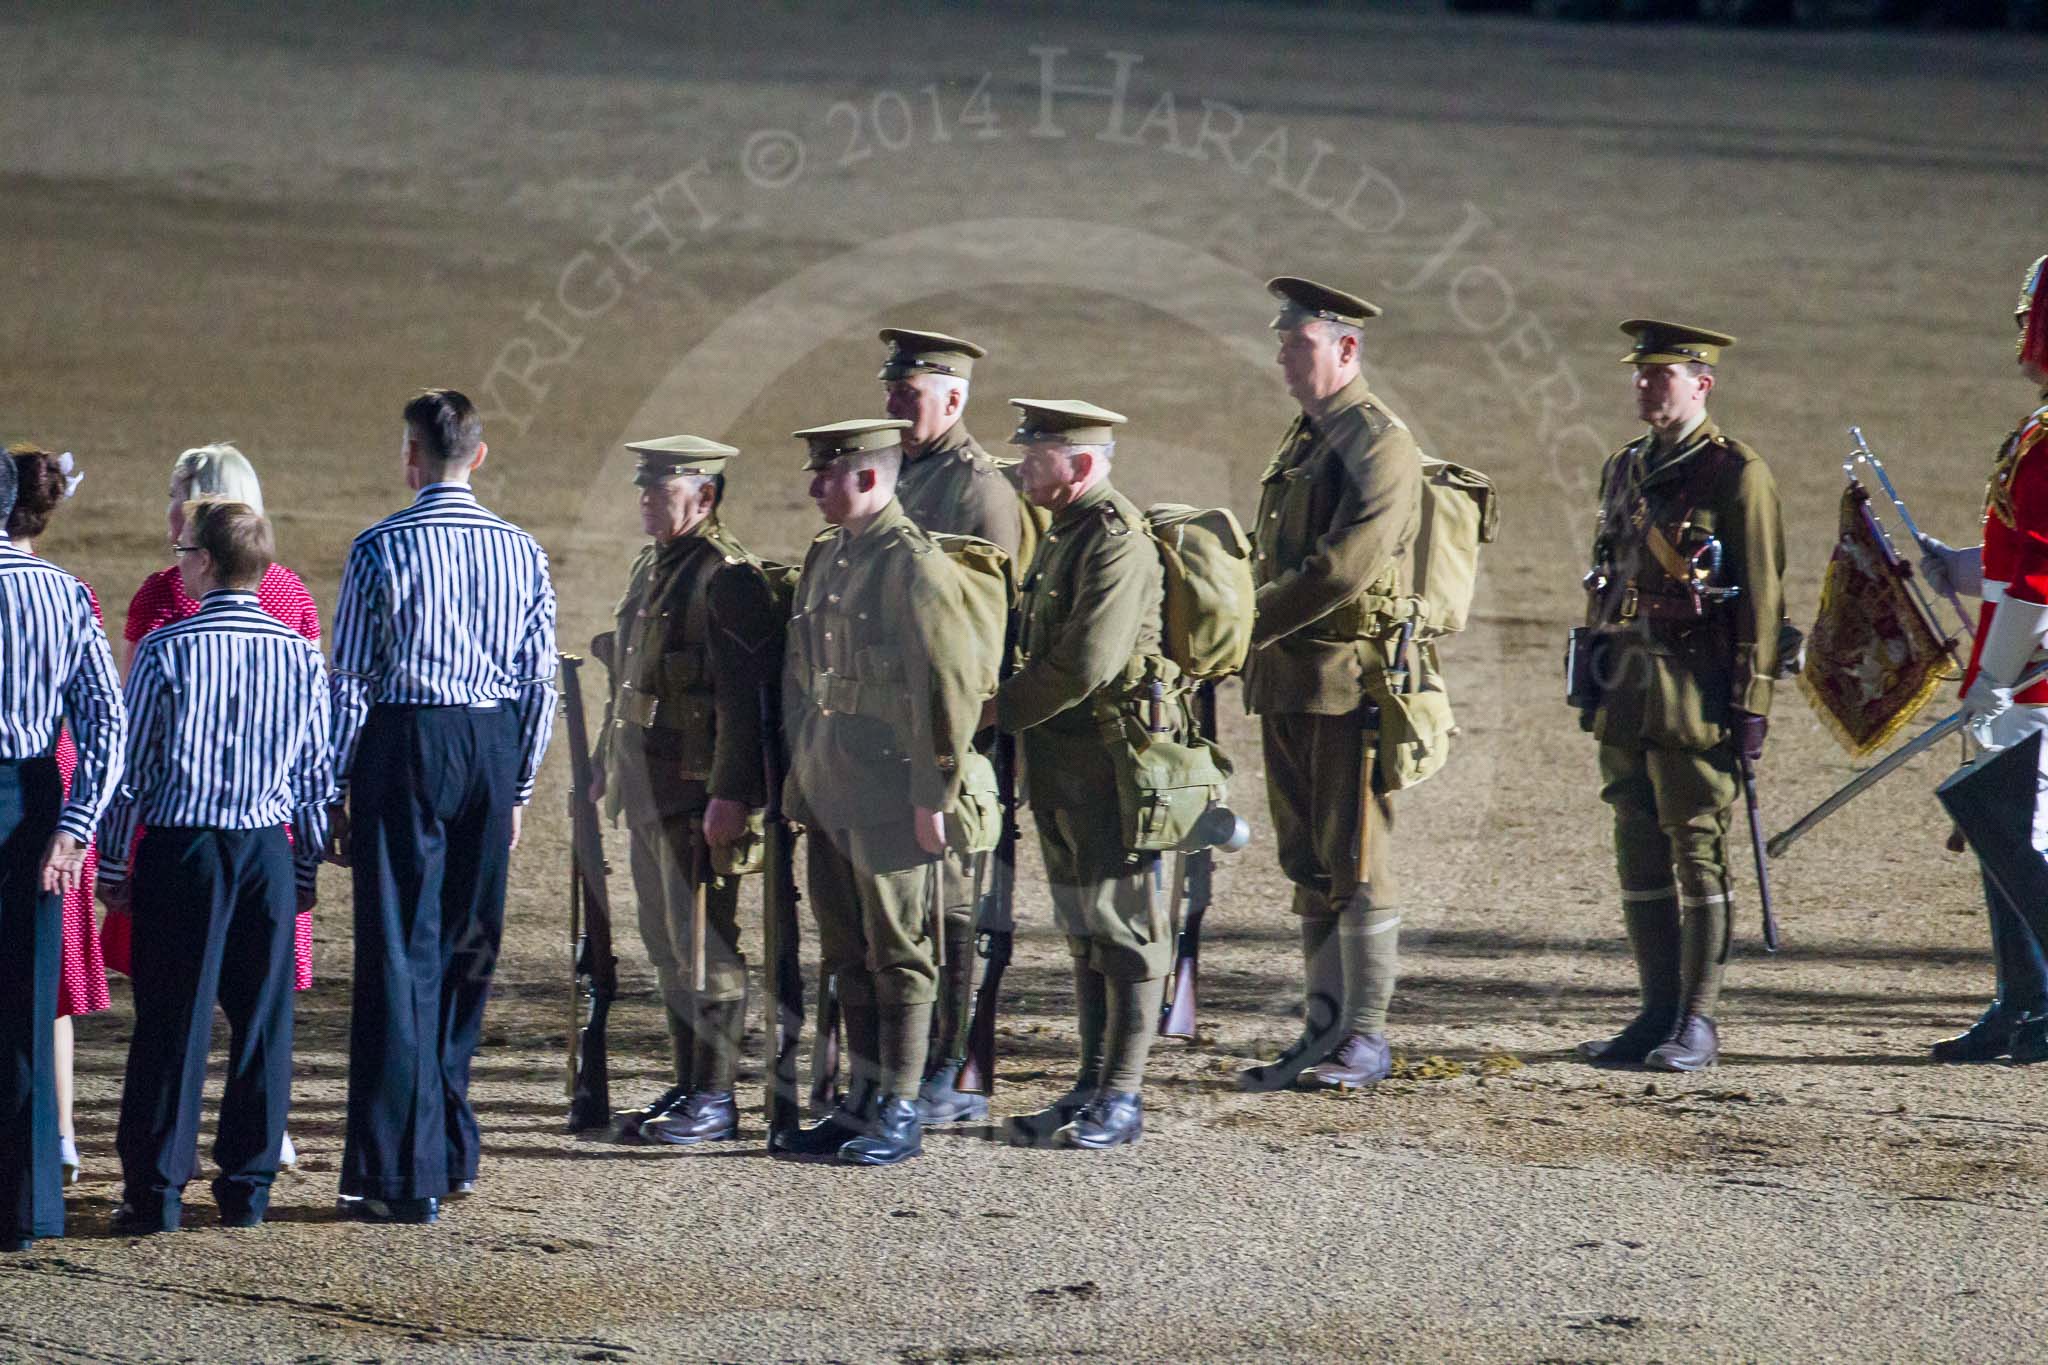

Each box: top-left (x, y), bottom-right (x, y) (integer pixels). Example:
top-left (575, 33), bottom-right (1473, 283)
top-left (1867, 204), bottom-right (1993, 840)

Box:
top-left (838, 1098), bottom-right (924, 1166)
top-left (915, 1059), bottom-right (990, 1125)
top-left (1236, 1029), bottom-right (1342, 1092)
top-left (1005, 1088), bottom-right (1095, 1147)
top-left (1931, 1002), bottom-right (2026, 1063)
top-left (643, 1091), bottom-right (740, 1146)
top-left (0, 1237), bottom-right (29, 1253)
top-left (113, 1199), bottom-right (181, 1236)
top-left (1307, 1033), bottom-right (1391, 1089)
top-left (212, 1183), bottom-right (270, 1229)
top-left (614, 1083), bottom-right (690, 1141)
top-left (337, 1195), bottom-right (438, 1225)
top-left (1056, 1092), bottom-right (1143, 1150)
top-left (1576, 1012), bottom-right (1677, 1067)
top-left (2008, 1016), bottom-right (2048, 1065)
top-left (1644, 1014), bottom-right (1719, 1072)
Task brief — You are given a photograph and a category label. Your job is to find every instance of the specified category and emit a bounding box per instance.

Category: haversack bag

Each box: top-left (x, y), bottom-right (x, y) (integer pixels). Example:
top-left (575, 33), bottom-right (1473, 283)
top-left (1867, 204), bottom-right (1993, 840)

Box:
top-left (1144, 503), bottom-right (1255, 682)
top-left (1369, 648), bottom-right (1456, 791)
top-left (1092, 661), bottom-right (1235, 853)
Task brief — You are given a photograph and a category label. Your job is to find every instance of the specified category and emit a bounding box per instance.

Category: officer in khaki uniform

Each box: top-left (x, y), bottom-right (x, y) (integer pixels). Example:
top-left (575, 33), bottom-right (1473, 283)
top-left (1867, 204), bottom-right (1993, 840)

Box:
top-left (1241, 277), bottom-right (1423, 1094)
top-left (875, 328), bottom-right (1027, 1124)
top-left (991, 399), bottom-right (1168, 1149)
top-left (590, 436), bottom-right (781, 1143)
top-left (1577, 321), bottom-right (1784, 1072)
top-left (779, 419), bottom-right (986, 1166)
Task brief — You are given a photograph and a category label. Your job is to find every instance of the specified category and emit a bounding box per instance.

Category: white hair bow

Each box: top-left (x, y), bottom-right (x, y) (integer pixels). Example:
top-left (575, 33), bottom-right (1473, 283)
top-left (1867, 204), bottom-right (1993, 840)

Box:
top-left (55, 451), bottom-right (82, 499)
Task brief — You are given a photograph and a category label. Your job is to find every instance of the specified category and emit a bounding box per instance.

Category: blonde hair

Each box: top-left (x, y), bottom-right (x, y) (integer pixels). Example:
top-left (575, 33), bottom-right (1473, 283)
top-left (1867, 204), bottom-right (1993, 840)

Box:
top-left (170, 442), bottom-right (264, 517)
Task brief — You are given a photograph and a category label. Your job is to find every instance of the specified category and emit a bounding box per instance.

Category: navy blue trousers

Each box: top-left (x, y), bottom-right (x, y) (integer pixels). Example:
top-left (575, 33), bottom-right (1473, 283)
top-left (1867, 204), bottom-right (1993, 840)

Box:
top-left (342, 704), bottom-right (514, 1201)
top-left (0, 758), bottom-right (62, 1243)
top-left (115, 826), bottom-right (296, 1222)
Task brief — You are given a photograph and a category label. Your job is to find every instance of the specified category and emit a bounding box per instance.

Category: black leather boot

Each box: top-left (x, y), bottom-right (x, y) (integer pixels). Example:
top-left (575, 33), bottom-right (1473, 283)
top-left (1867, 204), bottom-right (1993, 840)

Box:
top-left (778, 1084), bottom-right (877, 1157)
top-left (1236, 1028), bottom-right (1341, 1092)
top-left (1576, 1011), bottom-right (1677, 1066)
top-left (1306, 1033), bottom-right (1391, 1088)
top-left (1005, 1086), bottom-right (1095, 1147)
top-left (1644, 1014), bottom-right (1719, 1071)
top-left (614, 1083), bottom-right (690, 1141)
top-left (838, 1097), bottom-right (924, 1166)
top-left (643, 1091), bottom-right (739, 1145)
top-left (1056, 1092), bottom-right (1143, 1150)
top-left (915, 1058), bottom-right (989, 1125)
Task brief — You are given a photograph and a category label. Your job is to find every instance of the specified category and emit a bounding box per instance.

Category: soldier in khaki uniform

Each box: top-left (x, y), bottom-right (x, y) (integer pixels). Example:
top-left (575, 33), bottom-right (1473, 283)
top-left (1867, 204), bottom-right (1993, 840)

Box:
top-left (1576, 321), bottom-right (1785, 1072)
top-left (875, 328), bottom-right (1025, 1125)
top-left (990, 399), bottom-right (1168, 1149)
top-left (589, 437), bottom-right (781, 1144)
top-left (1240, 277), bottom-right (1423, 1094)
top-left (779, 419), bottom-right (986, 1166)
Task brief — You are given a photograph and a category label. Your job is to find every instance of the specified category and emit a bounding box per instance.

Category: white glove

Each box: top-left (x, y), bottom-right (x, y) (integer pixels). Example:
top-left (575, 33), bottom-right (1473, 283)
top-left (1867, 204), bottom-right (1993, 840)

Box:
top-left (1964, 595), bottom-right (2048, 747)
top-left (1917, 536), bottom-right (1983, 598)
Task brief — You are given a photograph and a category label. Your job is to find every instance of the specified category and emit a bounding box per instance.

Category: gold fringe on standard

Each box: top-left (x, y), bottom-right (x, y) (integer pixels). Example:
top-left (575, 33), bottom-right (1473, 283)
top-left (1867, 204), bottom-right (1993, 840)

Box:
top-left (1797, 483), bottom-right (1957, 758)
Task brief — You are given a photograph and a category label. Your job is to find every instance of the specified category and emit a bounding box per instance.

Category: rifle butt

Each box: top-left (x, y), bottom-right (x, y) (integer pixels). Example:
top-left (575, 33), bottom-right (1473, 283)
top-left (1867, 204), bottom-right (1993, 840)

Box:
top-left (1160, 959), bottom-right (1198, 1040)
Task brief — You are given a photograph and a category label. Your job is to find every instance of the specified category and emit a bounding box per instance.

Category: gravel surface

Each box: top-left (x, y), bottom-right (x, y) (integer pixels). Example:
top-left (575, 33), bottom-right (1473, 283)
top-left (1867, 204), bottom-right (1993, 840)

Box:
top-left (4, 2), bottom-right (2046, 1359)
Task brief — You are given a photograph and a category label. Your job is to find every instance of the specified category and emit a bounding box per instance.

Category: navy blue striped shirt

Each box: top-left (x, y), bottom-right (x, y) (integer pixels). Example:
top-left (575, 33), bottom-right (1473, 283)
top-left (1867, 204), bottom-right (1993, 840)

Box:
top-left (100, 590), bottom-right (335, 895)
top-left (0, 539), bottom-right (125, 839)
top-left (330, 483), bottom-right (558, 802)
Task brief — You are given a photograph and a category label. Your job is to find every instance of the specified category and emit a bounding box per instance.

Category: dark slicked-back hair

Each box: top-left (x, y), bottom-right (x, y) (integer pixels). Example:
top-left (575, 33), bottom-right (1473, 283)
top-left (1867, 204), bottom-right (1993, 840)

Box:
top-left (0, 444), bottom-right (17, 529)
top-left (403, 388), bottom-right (484, 468)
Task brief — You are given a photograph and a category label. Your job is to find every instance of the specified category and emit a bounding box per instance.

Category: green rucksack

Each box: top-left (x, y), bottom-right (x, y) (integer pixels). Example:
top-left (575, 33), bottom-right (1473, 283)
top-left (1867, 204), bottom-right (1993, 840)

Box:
top-left (1144, 503), bottom-right (1255, 682)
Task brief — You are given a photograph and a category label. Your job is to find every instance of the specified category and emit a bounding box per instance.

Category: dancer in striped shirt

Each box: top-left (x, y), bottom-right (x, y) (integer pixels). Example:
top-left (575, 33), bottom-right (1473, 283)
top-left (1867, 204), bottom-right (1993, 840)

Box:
top-left (0, 452), bottom-right (124, 1253)
top-left (329, 388), bottom-right (556, 1225)
top-left (99, 499), bottom-right (331, 1233)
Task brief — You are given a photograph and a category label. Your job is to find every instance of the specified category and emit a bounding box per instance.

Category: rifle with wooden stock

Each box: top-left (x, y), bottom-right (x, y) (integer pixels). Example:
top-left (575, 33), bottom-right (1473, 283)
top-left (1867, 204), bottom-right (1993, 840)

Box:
top-left (560, 652), bottom-right (618, 1133)
top-left (1161, 681), bottom-right (1220, 1039)
top-left (758, 681), bottom-right (806, 1149)
top-left (956, 724), bottom-right (1018, 1096)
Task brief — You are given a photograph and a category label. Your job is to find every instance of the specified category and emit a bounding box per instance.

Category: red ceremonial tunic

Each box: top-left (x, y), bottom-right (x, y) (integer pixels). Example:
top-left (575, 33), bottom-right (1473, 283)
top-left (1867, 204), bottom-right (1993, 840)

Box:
top-left (1966, 400), bottom-right (2048, 702)
top-left (55, 584), bottom-right (109, 1018)
top-left (116, 562), bottom-right (324, 989)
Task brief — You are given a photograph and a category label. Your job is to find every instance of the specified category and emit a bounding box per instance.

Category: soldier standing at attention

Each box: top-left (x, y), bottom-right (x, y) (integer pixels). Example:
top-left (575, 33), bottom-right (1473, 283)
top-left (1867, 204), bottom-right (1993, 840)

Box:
top-left (0, 453), bottom-right (123, 1253)
top-left (329, 389), bottom-right (558, 1224)
top-left (992, 399), bottom-right (1168, 1149)
top-left (779, 419), bottom-right (986, 1166)
top-left (876, 327), bottom-right (1023, 1126)
top-left (1577, 321), bottom-right (1784, 1073)
top-left (1239, 277), bottom-right (1422, 1094)
top-left (589, 437), bottom-right (780, 1143)
top-left (1917, 256), bottom-right (2048, 1064)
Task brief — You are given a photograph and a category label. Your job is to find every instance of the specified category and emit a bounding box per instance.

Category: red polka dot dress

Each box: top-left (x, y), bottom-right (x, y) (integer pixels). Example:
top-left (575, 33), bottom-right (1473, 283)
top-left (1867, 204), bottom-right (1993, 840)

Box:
top-left (55, 585), bottom-right (109, 1018)
top-left (120, 563), bottom-right (325, 990)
